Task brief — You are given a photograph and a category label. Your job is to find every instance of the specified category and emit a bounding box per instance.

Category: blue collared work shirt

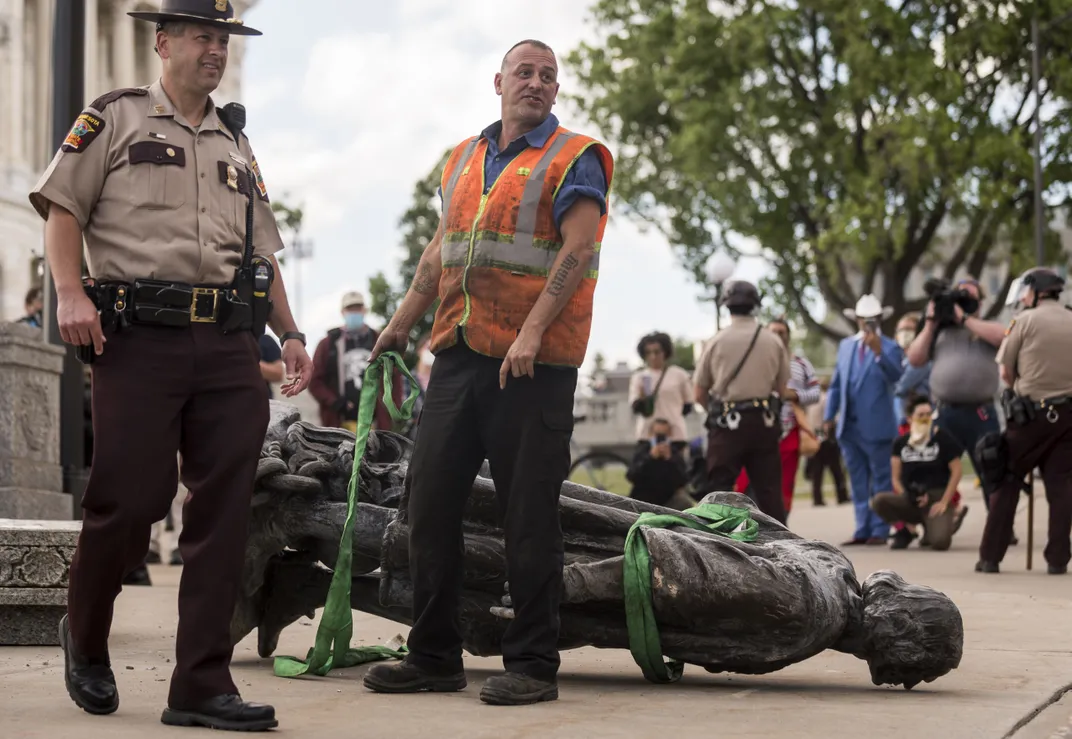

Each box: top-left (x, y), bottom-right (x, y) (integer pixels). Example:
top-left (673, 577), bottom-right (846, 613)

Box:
top-left (438, 113), bottom-right (609, 232)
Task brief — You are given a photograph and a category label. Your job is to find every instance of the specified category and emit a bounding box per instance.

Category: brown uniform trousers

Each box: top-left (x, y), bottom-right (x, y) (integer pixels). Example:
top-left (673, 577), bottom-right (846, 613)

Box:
top-left (71, 322), bottom-right (268, 709)
top-left (706, 412), bottom-right (785, 523)
top-left (872, 489), bottom-right (956, 551)
top-left (979, 408), bottom-right (1072, 569)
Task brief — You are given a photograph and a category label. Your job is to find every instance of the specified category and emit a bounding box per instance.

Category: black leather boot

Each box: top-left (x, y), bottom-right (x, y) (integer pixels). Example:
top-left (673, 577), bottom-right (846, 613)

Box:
top-left (59, 615), bottom-right (119, 715)
top-left (161, 694), bottom-right (277, 732)
top-left (479, 672), bottom-right (558, 705)
top-left (363, 660), bottom-right (467, 694)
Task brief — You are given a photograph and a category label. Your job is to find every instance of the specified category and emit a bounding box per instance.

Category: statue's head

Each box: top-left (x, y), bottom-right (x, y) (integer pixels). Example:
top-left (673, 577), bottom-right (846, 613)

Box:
top-left (857, 570), bottom-right (963, 689)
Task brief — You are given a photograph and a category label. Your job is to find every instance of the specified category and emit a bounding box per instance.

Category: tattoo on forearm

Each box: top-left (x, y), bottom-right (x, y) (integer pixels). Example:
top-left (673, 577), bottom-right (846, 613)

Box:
top-left (412, 261), bottom-right (437, 295)
top-left (547, 253), bottom-right (581, 297)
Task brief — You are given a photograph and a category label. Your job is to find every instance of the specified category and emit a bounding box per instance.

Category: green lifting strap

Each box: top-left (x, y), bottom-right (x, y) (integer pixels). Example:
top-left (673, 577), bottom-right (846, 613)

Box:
top-left (622, 503), bottom-right (759, 684)
top-left (274, 351), bottom-right (420, 678)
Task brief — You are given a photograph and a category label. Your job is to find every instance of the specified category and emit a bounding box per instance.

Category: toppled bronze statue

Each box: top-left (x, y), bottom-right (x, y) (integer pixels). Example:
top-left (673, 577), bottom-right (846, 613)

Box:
top-left (232, 402), bottom-right (963, 690)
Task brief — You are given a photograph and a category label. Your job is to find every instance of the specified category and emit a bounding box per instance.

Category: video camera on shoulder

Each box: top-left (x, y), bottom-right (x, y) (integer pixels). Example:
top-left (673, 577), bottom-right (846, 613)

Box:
top-left (923, 278), bottom-right (980, 329)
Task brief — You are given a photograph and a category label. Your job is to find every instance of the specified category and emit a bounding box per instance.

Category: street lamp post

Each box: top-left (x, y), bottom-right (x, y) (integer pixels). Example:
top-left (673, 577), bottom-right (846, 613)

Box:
top-left (289, 235), bottom-right (314, 328)
top-left (1030, 10), bottom-right (1072, 268)
top-left (44, 0), bottom-right (88, 515)
top-left (706, 252), bottom-right (736, 332)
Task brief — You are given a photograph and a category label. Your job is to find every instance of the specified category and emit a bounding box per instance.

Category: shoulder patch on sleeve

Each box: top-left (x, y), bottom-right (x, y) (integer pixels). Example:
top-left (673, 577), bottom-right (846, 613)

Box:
top-left (250, 156), bottom-right (269, 202)
top-left (88, 87), bottom-right (148, 113)
top-left (1004, 318), bottom-right (1017, 336)
top-left (61, 112), bottom-right (106, 153)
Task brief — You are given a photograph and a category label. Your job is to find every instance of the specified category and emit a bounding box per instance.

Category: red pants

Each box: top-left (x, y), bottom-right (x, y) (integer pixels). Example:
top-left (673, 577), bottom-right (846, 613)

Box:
top-left (736, 427), bottom-right (800, 514)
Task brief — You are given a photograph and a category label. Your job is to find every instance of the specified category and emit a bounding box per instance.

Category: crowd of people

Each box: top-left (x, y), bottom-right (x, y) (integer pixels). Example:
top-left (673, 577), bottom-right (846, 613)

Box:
top-left (623, 275), bottom-right (1069, 577)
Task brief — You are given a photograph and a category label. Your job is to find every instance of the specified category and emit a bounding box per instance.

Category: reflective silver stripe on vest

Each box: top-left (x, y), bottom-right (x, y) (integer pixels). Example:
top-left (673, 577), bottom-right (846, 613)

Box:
top-left (513, 131), bottom-right (577, 252)
top-left (440, 138), bottom-right (480, 224)
top-left (441, 238), bottom-right (600, 274)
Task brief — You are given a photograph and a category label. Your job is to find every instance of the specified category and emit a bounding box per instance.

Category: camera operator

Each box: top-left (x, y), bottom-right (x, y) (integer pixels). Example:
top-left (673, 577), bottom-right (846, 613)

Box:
top-left (905, 278), bottom-right (1006, 511)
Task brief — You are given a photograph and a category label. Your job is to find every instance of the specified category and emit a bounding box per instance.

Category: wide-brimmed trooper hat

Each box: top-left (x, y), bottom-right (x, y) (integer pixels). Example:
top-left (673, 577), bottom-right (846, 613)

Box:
top-left (843, 294), bottom-right (894, 321)
top-left (129, 0), bottom-right (262, 36)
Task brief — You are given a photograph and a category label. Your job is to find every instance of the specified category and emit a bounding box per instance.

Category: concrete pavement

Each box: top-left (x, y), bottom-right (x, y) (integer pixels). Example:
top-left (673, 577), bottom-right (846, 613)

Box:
top-left (1, 490), bottom-right (1069, 739)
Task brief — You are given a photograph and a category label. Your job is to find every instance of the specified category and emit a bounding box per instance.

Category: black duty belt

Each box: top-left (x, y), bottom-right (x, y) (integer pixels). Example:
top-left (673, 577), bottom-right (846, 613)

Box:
top-left (95, 279), bottom-right (233, 328)
top-left (707, 396), bottom-right (780, 431)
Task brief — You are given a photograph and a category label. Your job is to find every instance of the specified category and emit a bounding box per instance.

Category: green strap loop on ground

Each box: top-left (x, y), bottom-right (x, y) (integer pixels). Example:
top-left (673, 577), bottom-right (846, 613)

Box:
top-left (274, 351), bottom-right (419, 678)
top-left (622, 502), bottom-right (759, 684)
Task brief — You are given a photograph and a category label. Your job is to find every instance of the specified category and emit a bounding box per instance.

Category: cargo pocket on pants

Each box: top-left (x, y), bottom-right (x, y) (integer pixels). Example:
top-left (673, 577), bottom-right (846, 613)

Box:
top-left (541, 407), bottom-right (575, 483)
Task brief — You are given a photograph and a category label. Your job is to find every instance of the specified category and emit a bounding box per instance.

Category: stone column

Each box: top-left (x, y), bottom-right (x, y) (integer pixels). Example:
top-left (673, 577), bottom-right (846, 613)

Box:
top-left (111, 0), bottom-right (135, 89)
top-left (0, 323), bottom-right (68, 520)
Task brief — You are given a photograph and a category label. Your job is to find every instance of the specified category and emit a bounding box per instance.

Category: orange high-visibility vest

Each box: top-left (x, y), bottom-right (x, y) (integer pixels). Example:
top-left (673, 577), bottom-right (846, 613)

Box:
top-left (429, 126), bottom-right (614, 368)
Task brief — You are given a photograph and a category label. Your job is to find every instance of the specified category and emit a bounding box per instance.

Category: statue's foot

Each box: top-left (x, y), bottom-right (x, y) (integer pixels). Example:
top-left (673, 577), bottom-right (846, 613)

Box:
top-left (479, 673), bottom-right (558, 706)
top-left (362, 660), bottom-right (466, 694)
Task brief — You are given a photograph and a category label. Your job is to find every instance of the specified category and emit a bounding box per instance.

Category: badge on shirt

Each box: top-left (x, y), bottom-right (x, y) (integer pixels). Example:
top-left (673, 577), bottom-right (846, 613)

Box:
top-left (226, 165), bottom-right (239, 191)
top-left (250, 156), bottom-right (268, 201)
top-left (62, 112), bottom-right (105, 153)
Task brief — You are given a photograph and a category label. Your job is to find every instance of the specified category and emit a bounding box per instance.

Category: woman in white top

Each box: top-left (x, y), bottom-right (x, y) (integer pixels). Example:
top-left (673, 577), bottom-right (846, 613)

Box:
top-left (628, 332), bottom-right (695, 442)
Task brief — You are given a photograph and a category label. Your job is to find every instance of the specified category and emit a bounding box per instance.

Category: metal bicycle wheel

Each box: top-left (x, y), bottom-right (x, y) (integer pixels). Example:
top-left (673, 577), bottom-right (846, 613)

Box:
top-left (568, 451), bottom-right (631, 495)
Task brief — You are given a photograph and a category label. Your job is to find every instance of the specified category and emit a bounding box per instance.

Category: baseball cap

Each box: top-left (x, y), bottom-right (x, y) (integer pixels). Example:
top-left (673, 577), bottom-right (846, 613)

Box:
top-left (341, 291), bottom-right (365, 310)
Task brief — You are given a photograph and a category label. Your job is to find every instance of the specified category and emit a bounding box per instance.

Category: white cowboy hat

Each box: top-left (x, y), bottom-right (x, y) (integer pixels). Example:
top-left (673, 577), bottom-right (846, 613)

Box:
top-left (843, 293), bottom-right (894, 321)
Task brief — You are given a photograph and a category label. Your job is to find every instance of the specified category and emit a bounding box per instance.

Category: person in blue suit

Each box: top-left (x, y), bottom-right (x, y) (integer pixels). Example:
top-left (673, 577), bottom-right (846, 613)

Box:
top-left (823, 294), bottom-right (906, 545)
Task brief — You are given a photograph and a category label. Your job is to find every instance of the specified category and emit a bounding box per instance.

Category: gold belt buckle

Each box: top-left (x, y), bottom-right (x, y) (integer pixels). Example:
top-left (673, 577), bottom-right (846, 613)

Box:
top-left (190, 287), bottom-right (219, 323)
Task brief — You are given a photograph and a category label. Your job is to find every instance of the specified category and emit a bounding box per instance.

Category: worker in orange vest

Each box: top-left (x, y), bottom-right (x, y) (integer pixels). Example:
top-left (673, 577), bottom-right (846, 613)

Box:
top-left (364, 39), bottom-right (614, 706)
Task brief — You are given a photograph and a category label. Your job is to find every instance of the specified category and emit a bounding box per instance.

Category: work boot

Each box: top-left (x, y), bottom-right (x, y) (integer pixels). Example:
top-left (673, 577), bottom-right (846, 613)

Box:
top-left (59, 615), bottom-right (119, 715)
top-left (479, 672), bottom-right (558, 706)
top-left (890, 528), bottom-right (917, 550)
top-left (975, 560), bottom-right (999, 574)
top-left (161, 694), bottom-right (277, 732)
top-left (169, 551), bottom-right (184, 566)
top-left (145, 550), bottom-right (161, 565)
top-left (363, 660), bottom-right (466, 694)
top-left (1047, 564), bottom-right (1068, 575)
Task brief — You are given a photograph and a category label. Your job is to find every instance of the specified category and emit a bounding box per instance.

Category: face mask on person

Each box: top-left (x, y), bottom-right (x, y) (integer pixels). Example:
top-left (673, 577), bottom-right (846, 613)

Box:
top-left (343, 312), bottom-right (365, 331)
top-left (896, 330), bottom-right (914, 349)
top-left (909, 418), bottom-right (933, 445)
top-left (421, 349), bottom-right (435, 366)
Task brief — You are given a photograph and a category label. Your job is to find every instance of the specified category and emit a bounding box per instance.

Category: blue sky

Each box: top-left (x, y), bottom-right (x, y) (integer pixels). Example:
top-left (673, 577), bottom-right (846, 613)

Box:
top-left (237, 0), bottom-right (774, 371)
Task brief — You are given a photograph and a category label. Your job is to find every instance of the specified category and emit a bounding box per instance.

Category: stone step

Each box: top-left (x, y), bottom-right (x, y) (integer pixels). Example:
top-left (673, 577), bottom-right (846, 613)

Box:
top-left (0, 518), bottom-right (81, 646)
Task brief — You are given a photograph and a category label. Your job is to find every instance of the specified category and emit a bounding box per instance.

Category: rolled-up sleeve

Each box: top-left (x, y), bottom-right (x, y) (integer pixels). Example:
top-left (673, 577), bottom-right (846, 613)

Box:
top-left (552, 148), bottom-right (608, 232)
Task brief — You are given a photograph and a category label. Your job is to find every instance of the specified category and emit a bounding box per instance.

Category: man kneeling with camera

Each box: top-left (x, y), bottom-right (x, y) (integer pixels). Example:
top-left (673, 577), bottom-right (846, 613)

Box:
top-left (872, 396), bottom-right (963, 550)
top-left (626, 418), bottom-right (693, 510)
top-left (905, 278), bottom-right (1007, 518)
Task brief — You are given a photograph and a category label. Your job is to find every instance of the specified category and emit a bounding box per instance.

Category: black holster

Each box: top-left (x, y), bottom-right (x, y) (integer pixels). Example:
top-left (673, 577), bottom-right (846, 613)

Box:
top-left (1000, 389), bottom-right (1036, 427)
top-left (974, 431), bottom-right (1012, 490)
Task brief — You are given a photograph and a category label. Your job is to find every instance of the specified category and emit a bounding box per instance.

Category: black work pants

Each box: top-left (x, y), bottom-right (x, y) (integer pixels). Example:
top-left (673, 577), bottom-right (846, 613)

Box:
top-left (705, 412), bottom-right (786, 523)
top-left (809, 439), bottom-right (850, 505)
top-left (979, 408), bottom-right (1072, 568)
top-left (405, 344), bottom-right (577, 683)
top-left (69, 323), bottom-right (268, 709)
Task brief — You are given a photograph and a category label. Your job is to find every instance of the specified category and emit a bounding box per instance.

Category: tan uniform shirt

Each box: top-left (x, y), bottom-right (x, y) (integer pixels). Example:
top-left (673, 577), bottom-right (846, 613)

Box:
top-left (694, 316), bottom-right (790, 402)
top-left (29, 79), bottom-right (283, 286)
top-left (996, 300), bottom-right (1072, 400)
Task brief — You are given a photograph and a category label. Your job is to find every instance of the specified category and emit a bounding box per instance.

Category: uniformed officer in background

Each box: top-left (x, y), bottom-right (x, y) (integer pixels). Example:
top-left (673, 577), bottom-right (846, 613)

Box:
top-left (28, 1), bottom-right (311, 731)
top-left (977, 268), bottom-right (1072, 575)
top-left (694, 280), bottom-right (790, 523)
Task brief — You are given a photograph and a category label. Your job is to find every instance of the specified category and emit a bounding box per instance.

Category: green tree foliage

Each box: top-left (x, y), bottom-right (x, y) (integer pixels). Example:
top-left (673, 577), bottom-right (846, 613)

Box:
top-left (271, 197), bottom-right (305, 266)
top-left (671, 337), bottom-right (696, 371)
top-left (566, 0), bottom-right (1072, 339)
top-left (368, 148), bottom-right (453, 357)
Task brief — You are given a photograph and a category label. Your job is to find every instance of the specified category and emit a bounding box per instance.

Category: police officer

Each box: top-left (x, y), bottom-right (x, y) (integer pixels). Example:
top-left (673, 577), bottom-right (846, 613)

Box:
top-left (362, 39), bottom-right (613, 706)
top-left (693, 280), bottom-right (790, 523)
top-left (977, 268), bottom-right (1072, 575)
top-left (28, 2), bottom-right (311, 731)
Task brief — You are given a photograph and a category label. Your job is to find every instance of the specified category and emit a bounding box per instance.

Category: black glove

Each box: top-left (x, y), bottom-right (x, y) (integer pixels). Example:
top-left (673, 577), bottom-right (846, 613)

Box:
top-left (682, 403), bottom-right (694, 416)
